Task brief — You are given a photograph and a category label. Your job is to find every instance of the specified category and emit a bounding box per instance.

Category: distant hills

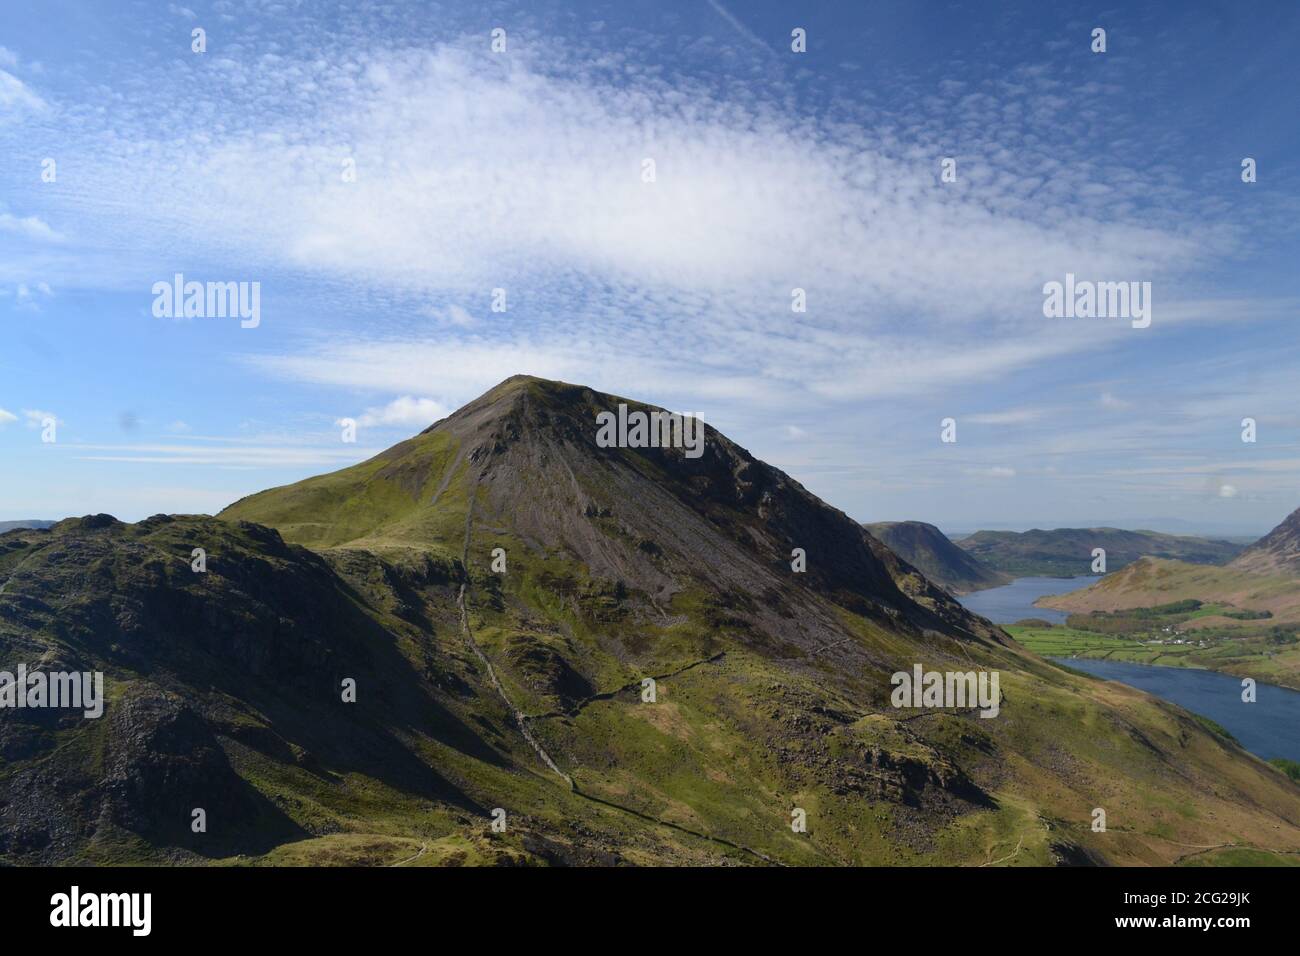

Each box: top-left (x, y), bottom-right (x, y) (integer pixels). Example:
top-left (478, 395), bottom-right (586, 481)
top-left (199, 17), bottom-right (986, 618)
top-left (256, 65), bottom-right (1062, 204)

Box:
top-left (864, 521), bottom-right (1010, 594)
top-left (1042, 507), bottom-right (1300, 622)
top-left (0, 520), bottom-right (56, 533)
top-left (4, 377), bottom-right (1300, 866)
top-left (954, 527), bottom-right (1245, 577)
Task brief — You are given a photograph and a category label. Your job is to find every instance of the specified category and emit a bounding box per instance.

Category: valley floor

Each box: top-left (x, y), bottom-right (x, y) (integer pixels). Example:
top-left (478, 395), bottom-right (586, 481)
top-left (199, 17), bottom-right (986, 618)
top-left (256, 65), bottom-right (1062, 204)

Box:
top-left (1015, 590), bottom-right (1300, 691)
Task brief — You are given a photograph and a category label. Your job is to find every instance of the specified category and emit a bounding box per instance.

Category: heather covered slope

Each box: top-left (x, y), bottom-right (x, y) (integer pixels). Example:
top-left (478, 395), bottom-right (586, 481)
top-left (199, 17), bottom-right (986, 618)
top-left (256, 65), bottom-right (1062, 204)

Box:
top-left (956, 527), bottom-right (1244, 577)
top-left (864, 521), bottom-right (1011, 594)
top-left (3, 377), bottom-right (1300, 865)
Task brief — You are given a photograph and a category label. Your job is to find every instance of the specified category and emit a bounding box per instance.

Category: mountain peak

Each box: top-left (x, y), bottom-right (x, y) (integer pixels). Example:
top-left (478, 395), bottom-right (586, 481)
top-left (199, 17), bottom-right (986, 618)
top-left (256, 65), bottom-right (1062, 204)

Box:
top-left (224, 376), bottom-right (1002, 647)
top-left (419, 376), bottom-right (639, 437)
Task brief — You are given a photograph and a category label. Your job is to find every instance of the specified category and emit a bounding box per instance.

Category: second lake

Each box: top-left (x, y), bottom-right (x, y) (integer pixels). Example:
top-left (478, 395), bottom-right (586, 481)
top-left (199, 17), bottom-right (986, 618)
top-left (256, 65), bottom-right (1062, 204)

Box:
top-left (957, 575), bottom-right (1097, 625)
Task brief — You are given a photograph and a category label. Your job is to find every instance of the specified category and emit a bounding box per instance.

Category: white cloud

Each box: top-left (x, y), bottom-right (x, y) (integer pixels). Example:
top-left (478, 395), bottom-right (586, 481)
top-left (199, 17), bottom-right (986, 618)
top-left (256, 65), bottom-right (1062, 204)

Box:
top-left (964, 466), bottom-right (1017, 479)
top-left (1218, 483), bottom-right (1238, 498)
top-left (420, 303), bottom-right (476, 328)
top-left (244, 324), bottom-right (1115, 417)
top-left (69, 442), bottom-right (378, 468)
top-left (15, 282), bottom-right (54, 299)
top-left (20, 38), bottom-right (1227, 346)
top-left (22, 409), bottom-right (58, 428)
top-left (352, 396), bottom-right (450, 429)
top-left (9, 280), bottom-right (54, 312)
top-left (0, 69), bottom-right (45, 112)
top-left (0, 408), bottom-right (17, 426)
top-left (968, 408), bottom-right (1043, 425)
top-left (1156, 297), bottom-right (1300, 327)
top-left (0, 213), bottom-right (62, 243)
top-left (251, 341), bottom-right (587, 408)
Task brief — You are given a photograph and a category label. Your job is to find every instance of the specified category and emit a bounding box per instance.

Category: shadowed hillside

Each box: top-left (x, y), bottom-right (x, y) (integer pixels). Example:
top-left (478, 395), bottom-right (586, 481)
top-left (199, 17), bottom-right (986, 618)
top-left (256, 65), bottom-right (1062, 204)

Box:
top-left (865, 521), bottom-right (1011, 594)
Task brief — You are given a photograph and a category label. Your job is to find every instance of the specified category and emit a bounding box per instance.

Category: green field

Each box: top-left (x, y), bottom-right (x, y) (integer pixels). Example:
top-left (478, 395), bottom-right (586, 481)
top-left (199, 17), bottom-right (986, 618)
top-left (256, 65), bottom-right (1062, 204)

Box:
top-left (1007, 625), bottom-right (1209, 666)
top-left (1008, 602), bottom-right (1300, 690)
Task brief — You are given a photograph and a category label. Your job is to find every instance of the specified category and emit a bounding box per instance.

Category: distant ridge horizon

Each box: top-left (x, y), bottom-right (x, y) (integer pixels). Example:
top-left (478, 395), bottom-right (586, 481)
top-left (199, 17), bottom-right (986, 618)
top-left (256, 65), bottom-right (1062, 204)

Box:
top-left (930, 520), bottom-right (1269, 541)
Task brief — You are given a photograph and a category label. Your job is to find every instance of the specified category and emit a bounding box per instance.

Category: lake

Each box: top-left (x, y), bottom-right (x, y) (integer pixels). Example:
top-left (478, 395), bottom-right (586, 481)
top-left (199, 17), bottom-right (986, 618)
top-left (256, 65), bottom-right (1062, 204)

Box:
top-left (1051, 658), bottom-right (1300, 763)
top-left (957, 575), bottom-right (1097, 625)
top-left (960, 577), bottom-right (1300, 762)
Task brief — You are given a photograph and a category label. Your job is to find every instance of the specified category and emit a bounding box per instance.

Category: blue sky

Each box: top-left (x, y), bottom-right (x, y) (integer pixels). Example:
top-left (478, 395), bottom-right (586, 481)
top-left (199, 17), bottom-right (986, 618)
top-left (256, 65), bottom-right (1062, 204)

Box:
top-left (2, 0), bottom-right (1298, 535)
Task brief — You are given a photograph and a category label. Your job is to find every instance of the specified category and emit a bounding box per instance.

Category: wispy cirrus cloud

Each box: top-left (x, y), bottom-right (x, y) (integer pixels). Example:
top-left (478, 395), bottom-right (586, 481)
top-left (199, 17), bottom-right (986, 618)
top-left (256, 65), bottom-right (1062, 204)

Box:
top-left (5, 31), bottom-right (1235, 349)
top-left (703, 0), bottom-right (776, 57)
top-left (68, 442), bottom-right (379, 468)
top-left (968, 408), bottom-right (1044, 426)
top-left (964, 466), bottom-right (1017, 479)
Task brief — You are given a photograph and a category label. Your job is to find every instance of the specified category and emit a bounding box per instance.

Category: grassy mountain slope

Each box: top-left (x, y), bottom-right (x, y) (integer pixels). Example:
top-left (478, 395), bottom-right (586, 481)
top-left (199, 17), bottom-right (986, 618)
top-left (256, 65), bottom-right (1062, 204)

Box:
top-left (4, 377), bottom-right (1300, 866)
top-left (956, 528), bottom-right (1244, 577)
top-left (864, 521), bottom-right (1011, 594)
top-left (1231, 507), bottom-right (1300, 574)
top-left (1040, 558), bottom-right (1300, 623)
